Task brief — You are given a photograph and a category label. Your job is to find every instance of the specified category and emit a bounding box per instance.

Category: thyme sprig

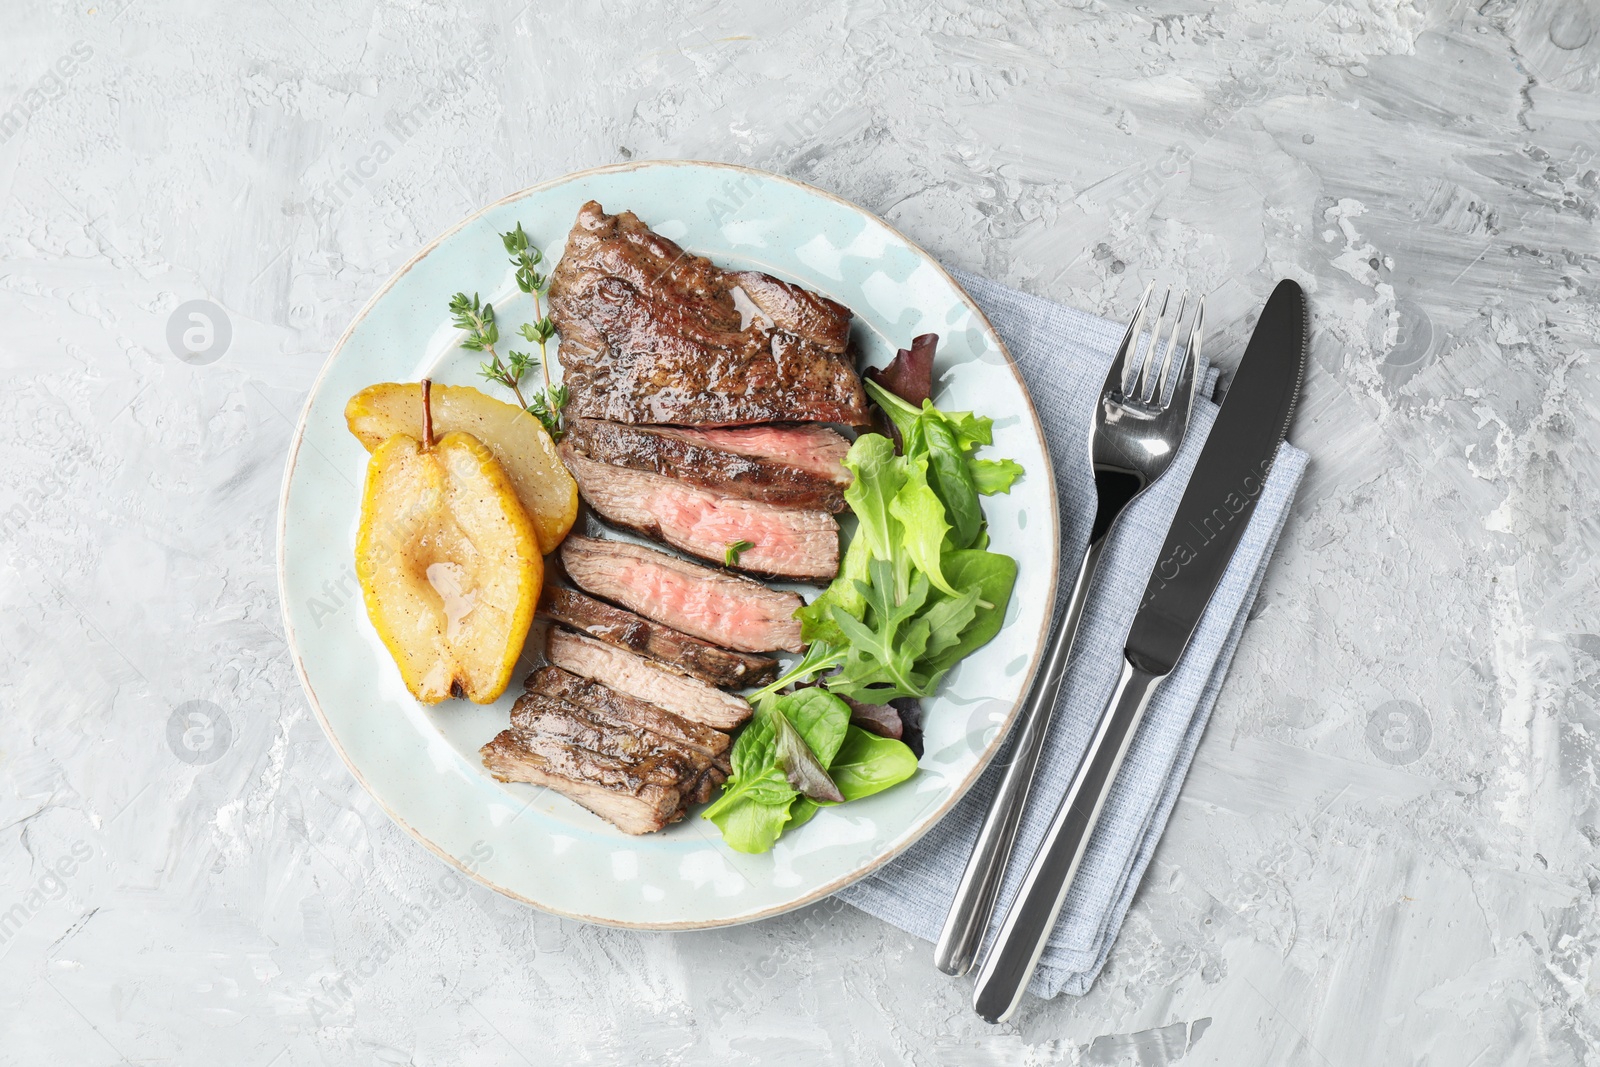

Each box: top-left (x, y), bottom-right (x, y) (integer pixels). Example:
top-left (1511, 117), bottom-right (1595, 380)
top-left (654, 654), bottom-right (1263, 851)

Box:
top-left (452, 292), bottom-right (531, 410)
top-left (449, 222), bottom-right (570, 440)
top-left (500, 223), bottom-right (567, 439)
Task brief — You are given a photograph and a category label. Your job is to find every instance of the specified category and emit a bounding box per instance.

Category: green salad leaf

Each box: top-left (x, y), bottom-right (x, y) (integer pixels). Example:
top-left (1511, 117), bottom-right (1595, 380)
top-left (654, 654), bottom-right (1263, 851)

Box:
top-left (772, 687), bottom-right (850, 802)
top-left (702, 701), bottom-right (795, 853)
top-left (707, 366), bottom-right (1025, 853)
top-left (842, 434), bottom-right (903, 565)
top-left (829, 725), bottom-right (922, 800)
top-left (971, 457), bottom-right (1024, 496)
top-left (921, 417), bottom-right (982, 547)
top-left (890, 454), bottom-right (960, 596)
top-left (779, 687), bottom-right (852, 766)
top-left (787, 725), bottom-right (922, 830)
top-left (919, 549), bottom-right (1018, 676)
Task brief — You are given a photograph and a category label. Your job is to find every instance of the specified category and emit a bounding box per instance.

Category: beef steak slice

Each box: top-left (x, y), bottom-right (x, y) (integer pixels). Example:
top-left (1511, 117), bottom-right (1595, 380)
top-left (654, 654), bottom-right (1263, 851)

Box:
top-left (549, 200), bottom-right (869, 427)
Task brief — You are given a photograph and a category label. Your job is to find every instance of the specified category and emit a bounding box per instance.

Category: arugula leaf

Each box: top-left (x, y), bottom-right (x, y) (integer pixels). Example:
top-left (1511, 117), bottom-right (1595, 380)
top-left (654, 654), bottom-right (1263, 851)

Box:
top-left (971, 457), bottom-right (1024, 495)
top-left (832, 566), bottom-right (934, 684)
top-left (826, 563), bottom-right (934, 698)
top-left (889, 454), bottom-right (960, 596)
top-left (918, 584), bottom-right (983, 663)
top-left (746, 639), bottom-right (846, 703)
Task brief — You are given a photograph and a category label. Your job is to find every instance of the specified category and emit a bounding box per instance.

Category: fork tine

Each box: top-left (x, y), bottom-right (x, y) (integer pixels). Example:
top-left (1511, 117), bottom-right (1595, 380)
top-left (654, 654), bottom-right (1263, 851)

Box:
top-left (1108, 283), bottom-right (1154, 393)
top-left (1143, 289), bottom-right (1188, 404)
top-left (1132, 288), bottom-right (1171, 399)
top-left (1160, 295), bottom-right (1204, 406)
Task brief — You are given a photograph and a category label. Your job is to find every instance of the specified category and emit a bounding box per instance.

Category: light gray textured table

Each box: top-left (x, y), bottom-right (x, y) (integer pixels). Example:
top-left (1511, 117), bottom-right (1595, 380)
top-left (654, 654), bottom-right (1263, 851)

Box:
top-left (3, 2), bottom-right (1597, 1064)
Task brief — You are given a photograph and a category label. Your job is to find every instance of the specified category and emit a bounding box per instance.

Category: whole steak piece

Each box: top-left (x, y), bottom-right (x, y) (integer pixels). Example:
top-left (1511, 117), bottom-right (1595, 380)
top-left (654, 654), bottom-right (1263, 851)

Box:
top-left (549, 201), bottom-right (870, 427)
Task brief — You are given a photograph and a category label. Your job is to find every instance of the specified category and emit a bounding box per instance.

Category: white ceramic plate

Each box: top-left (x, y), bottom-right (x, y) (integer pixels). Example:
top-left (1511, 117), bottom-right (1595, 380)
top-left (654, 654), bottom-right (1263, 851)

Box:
top-left (278, 161), bottom-right (1059, 929)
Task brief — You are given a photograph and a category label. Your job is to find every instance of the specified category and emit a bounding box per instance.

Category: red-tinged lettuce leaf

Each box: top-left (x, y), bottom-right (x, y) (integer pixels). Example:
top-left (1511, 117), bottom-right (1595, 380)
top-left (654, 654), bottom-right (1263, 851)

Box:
top-left (841, 695), bottom-right (903, 740)
top-left (774, 707), bottom-right (844, 802)
top-left (867, 333), bottom-right (939, 406)
top-left (891, 698), bottom-right (923, 759)
top-left (866, 333), bottom-right (939, 449)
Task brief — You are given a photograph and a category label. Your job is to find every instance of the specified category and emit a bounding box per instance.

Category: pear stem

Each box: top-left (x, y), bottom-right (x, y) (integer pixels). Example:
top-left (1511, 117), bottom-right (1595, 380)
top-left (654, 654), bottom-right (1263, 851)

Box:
top-left (420, 378), bottom-right (435, 451)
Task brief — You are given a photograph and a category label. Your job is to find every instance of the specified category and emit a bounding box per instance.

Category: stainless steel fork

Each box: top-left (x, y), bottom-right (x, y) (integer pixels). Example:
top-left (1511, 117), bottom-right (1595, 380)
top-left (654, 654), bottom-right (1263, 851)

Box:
top-left (934, 284), bottom-right (1205, 976)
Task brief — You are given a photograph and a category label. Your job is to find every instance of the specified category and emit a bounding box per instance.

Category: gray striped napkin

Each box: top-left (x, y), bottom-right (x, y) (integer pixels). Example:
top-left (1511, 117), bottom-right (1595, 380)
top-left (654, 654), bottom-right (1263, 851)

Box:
top-left (838, 271), bottom-right (1308, 999)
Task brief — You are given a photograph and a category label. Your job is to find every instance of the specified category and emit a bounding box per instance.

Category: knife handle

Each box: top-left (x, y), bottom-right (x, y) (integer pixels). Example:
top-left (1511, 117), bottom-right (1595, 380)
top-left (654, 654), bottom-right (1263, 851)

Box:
top-left (934, 535), bottom-right (1108, 976)
top-left (972, 659), bottom-right (1165, 1023)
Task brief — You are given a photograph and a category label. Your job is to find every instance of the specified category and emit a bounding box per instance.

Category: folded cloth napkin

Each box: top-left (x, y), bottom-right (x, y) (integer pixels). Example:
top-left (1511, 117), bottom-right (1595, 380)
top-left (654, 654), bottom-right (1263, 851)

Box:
top-left (838, 270), bottom-right (1309, 999)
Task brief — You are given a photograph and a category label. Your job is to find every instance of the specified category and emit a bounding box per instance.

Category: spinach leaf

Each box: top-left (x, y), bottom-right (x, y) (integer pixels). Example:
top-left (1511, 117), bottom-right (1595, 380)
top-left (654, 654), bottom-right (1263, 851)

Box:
top-left (707, 797), bottom-right (793, 854)
top-left (771, 689), bottom-right (851, 803)
top-left (702, 701), bottom-right (797, 852)
top-left (787, 797), bottom-right (822, 831)
top-left (776, 688), bottom-right (851, 767)
top-left (773, 706), bottom-right (844, 802)
top-left (785, 725), bottom-right (919, 829)
top-left (923, 417), bottom-right (983, 548)
top-left (829, 725), bottom-right (919, 801)
top-left (919, 550), bottom-right (1018, 675)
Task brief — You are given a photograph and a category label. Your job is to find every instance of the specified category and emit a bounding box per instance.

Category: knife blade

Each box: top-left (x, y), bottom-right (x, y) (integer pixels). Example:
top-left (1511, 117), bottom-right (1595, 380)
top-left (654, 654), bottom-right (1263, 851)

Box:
top-left (971, 279), bottom-right (1307, 1023)
top-left (1126, 278), bottom-right (1307, 673)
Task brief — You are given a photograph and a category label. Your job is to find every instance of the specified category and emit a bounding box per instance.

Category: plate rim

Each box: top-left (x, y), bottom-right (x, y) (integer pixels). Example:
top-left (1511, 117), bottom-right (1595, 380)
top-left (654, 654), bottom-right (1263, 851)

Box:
top-left (276, 159), bottom-right (1061, 929)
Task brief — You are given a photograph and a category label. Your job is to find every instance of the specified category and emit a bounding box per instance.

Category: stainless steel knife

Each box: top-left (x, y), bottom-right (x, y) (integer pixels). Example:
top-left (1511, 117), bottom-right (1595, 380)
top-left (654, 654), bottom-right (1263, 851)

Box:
top-left (970, 278), bottom-right (1308, 1023)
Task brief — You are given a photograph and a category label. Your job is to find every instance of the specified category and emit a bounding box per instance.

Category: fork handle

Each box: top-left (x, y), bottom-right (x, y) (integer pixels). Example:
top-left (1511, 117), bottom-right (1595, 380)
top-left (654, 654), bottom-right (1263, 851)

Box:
top-left (933, 533), bottom-right (1108, 976)
top-left (972, 659), bottom-right (1166, 1023)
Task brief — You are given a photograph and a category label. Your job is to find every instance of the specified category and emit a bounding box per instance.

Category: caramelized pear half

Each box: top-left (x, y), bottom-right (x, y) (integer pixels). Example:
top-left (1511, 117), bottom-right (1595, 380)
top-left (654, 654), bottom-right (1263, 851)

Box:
top-left (346, 382), bottom-right (577, 554)
top-left (356, 430), bottom-right (542, 704)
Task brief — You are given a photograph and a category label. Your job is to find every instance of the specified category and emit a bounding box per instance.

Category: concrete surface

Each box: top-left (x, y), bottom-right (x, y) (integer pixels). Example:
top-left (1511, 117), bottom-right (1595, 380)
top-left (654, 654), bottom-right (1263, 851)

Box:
top-left (2, 0), bottom-right (1598, 1063)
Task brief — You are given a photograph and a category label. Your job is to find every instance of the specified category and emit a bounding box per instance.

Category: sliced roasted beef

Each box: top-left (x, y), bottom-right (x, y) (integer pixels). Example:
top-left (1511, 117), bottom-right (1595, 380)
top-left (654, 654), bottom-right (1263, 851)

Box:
top-left (511, 694), bottom-right (710, 782)
top-left (548, 201), bottom-right (869, 427)
top-left (538, 587), bottom-right (777, 688)
top-left (525, 666), bottom-right (731, 762)
top-left (546, 627), bottom-right (752, 729)
top-left (564, 418), bottom-right (849, 512)
top-left (560, 535), bottom-right (804, 653)
top-left (687, 765), bottom-right (727, 805)
top-left (669, 424), bottom-right (852, 487)
top-left (561, 442), bottom-right (839, 581)
top-left (480, 729), bottom-right (690, 835)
